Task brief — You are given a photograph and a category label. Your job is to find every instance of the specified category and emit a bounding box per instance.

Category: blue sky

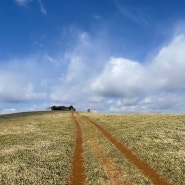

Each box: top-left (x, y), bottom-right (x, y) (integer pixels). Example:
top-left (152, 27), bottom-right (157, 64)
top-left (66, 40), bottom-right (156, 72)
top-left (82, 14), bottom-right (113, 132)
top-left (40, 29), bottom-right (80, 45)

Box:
top-left (1, 0), bottom-right (185, 114)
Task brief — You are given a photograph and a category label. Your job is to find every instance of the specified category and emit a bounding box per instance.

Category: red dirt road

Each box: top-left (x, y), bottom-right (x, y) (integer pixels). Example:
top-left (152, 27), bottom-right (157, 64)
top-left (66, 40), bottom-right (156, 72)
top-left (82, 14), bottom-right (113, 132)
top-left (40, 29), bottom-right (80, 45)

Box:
top-left (69, 112), bottom-right (174, 185)
top-left (68, 112), bottom-right (86, 185)
top-left (84, 115), bottom-right (174, 185)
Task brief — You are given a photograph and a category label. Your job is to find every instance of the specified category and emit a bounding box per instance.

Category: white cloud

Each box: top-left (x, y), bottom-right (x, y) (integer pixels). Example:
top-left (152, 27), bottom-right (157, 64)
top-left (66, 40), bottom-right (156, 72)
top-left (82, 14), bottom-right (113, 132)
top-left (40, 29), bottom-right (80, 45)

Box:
top-left (108, 93), bottom-right (185, 113)
top-left (44, 29), bottom-right (114, 113)
top-left (0, 71), bottom-right (46, 103)
top-left (113, 0), bottom-right (150, 25)
top-left (65, 56), bottom-right (87, 83)
top-left (15, 0), bottom-right (47, 15)
top-left (38, 0), bottom-right (47, 15)
top-left (48, 31), bottom-right (185, 113)
top-left (0, 108), bottom-right (17, 115)
top-left (50, 31), bottom-right (109, 105)
top-left (92, 57), bottom-right (146, 97)
top-left (2, 25), bottom-right (185, 113)
top-left (0, 55), bottom-right (55, 104)
top-left (94, 15), bottom-right (102, 20)
top-left (90, 33), bottom-right (185, 112)
top-left (92, 34), bottom-right (185, 97)
top-left (15, 0), bottom-right (32, 6)
top-left (151, 34), bottom-right (185, 90)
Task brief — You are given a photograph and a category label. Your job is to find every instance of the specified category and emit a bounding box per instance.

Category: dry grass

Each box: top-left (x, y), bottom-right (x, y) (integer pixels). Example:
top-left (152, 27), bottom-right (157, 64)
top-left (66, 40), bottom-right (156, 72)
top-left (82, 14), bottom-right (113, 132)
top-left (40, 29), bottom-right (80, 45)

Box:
top-left (1, 111), bottom-right (185, 184)
top-left (78, 115), bottom-right (150, 185)
top-left (0, 111), bottom-right (75, 185)
top-left (83, 113), bottom-right (185, 185)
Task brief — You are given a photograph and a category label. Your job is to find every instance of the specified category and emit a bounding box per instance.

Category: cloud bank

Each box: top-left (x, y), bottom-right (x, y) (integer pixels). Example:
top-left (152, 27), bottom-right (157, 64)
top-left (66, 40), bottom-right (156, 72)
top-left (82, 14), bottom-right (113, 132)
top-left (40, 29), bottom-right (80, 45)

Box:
top-left (0, 70), bottom-right (46, 103)
top-left (91, 34), bottom-right (185, 112)
top-left (1, 27), bottom-right (185, 113)
top-left (48, 31), bottom-right (185, 113)
top-left (93, 35), bottom-right (185, 96)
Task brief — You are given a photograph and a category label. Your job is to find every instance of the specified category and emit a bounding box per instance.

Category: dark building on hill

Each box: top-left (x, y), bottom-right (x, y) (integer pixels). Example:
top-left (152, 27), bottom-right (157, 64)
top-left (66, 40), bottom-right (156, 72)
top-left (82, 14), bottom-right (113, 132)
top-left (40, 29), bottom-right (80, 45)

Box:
top-left (50, 105), bottom-right (76, 111)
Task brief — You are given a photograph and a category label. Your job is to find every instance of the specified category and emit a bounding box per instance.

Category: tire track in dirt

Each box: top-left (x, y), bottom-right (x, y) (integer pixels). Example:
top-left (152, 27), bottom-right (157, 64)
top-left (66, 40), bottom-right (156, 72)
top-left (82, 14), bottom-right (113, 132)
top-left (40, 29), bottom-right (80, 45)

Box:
top-left (80, 117), bottom-right (132, 185)
top-left (68, 112), bottom-right (86, 185)
top-left (83, 115), bottom-right (174, 185)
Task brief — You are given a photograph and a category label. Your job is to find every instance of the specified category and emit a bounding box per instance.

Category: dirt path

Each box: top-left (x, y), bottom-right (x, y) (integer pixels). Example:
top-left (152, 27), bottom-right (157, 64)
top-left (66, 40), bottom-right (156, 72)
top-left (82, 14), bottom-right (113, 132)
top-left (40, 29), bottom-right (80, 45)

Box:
top-left (80, 116), bottom-right (132, 185)
top-left (68, 112), bottom-right (86, 185)
top-left (84, 115), bottom-right (174, 185)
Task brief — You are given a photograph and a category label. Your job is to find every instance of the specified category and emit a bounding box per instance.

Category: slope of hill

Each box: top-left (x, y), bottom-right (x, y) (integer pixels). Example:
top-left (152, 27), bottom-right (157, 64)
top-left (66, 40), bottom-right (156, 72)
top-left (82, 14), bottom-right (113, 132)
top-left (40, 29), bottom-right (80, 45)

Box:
top-left (0, 111), bottom-right (75, 184)
top-left (0, 111), bottom-right (184, 184)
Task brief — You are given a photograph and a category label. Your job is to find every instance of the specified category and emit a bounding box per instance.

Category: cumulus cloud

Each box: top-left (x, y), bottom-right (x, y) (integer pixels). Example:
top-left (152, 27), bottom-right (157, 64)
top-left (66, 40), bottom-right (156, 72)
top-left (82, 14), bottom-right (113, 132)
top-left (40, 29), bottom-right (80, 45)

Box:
top-left (92, 58), bottom-right (146, 97)
top-left (0, 54), bottom-right (57, 105)
top-left (151, 34), bottom-right (185, 90)
top-left (48, 31), bottom-right (185, 113)
top-left (2, 25), bottom-right (185, 113)
top-left (92, 34), bottom-right (185, 96)
top-left (0, 71), bottom-right (46, 103)
top-left (108, 92), bottom-right (185, 113)
top-left (50, 31), bottom-right (109, 106)
top-left (90, 34), bottom-right (185, 112)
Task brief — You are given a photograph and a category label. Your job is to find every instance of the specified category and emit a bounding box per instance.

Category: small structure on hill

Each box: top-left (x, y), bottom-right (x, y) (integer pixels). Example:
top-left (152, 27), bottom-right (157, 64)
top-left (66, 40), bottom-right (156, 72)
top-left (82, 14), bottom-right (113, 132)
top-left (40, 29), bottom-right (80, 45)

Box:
top-left (50, 105), bottom-right (76, 111)
top-left (87, 109), bottom-right (91, 112)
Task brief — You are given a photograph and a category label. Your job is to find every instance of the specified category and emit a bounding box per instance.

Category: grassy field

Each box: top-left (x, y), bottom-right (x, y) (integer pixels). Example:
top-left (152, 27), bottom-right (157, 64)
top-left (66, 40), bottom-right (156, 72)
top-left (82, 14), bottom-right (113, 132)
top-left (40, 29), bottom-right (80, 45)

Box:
top-left (0, 111), bottom-right (75, 184)
top-left (84, 113), bottom-right (185, 185)
top-left (0, 111), bottom-right (184, 184)
top-left (78, 115), bottom-right (150, 185)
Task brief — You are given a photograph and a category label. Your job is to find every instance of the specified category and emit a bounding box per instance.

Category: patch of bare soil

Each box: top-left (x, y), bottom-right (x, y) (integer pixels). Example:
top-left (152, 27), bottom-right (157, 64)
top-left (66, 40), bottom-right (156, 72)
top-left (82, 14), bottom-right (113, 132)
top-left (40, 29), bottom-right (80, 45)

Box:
top-left (68, 112), bottom-right (86, 185)
top-left (84, 115), bottom-right (174, 185)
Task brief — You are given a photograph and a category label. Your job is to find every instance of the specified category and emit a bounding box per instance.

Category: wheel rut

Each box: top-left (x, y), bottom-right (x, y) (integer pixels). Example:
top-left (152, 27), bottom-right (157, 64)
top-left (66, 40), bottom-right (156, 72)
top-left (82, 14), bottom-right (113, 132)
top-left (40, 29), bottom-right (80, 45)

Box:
top-left (68, 112), bottom-right (86, 185)
top-left (81, 116), bottom-right (132, 185)
top-left (83, 115), bottom-right (174, 185)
